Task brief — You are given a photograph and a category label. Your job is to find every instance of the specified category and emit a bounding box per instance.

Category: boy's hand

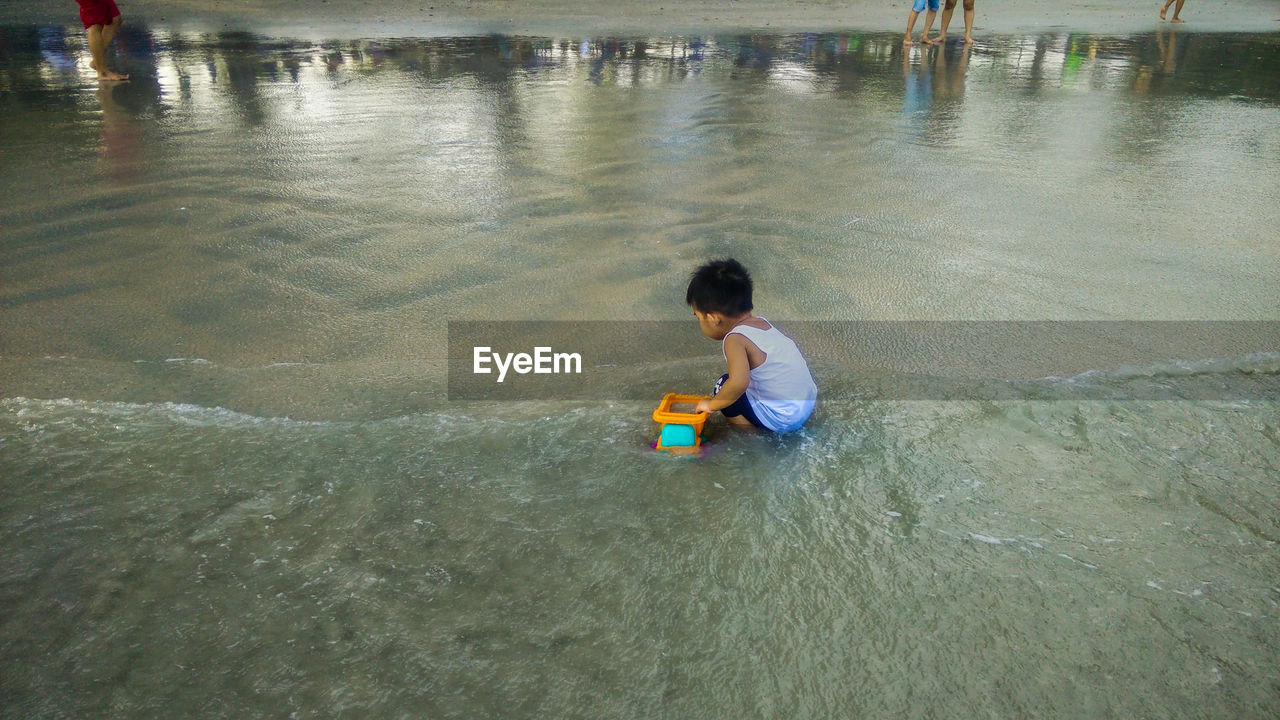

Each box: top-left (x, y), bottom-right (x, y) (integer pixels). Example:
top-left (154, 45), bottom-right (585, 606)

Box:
top-left (695, 398), bottom-right (713, 414)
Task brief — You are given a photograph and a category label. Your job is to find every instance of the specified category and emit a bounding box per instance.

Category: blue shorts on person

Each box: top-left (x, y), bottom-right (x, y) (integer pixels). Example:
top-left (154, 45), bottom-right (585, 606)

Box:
top-left (913, 0), bottom-right (940, 11)
top-left (713, 373), bottom-right (768, 430)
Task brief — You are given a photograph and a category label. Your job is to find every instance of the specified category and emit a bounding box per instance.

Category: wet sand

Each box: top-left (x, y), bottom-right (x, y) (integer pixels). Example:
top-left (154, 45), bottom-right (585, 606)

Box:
top-left (6, 0), bottom-right (1280, 36)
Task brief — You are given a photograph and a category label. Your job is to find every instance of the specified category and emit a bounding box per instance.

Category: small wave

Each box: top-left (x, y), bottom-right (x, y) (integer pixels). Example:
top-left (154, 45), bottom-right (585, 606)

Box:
top-left (1049, 351), bottom-right (1280, 384)
top-left (1033, 351), bottom-right (1280, 401)
top-left (0, 397), bottom-right (512, 431)
top-left (122, 359), bottom-right (321, 369)
top-left (0, 396), bottom-right (610, 435)
top-left (1, 396), bottom-right (330, 428)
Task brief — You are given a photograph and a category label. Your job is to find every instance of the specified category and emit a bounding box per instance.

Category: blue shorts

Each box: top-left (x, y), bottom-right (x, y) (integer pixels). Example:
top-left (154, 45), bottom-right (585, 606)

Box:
top-left (714, 374), bottom-right (768, 430)
top-left (913, 0), bottom-right (940, 12)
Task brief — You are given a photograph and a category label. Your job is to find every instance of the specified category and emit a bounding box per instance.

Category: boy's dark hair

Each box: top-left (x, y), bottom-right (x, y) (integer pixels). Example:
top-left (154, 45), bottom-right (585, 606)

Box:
top-left (686, 258), bottom-right (753, 316)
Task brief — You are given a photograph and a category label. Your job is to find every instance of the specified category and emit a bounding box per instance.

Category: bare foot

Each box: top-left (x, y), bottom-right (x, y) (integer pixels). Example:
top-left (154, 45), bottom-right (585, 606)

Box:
top-left (934, 34), bottom-right (947, 44)
top-left (90, 60), bottom-right (129, 81)
top-left (963, 35), bottom-right (973, 45)
top-left (903, 36), bottom-right (914, 46)
top-left (1170, 17), bottom-right (1184, 23)
top-left (1160, 7), bottom-right (1167, 19)
top-left (922, 34), bottom-right (937, 45)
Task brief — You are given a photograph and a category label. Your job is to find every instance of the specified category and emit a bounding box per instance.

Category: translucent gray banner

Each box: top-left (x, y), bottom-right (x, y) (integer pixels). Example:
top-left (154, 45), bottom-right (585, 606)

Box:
top-left (447, 321), bottom-right (1279, 401)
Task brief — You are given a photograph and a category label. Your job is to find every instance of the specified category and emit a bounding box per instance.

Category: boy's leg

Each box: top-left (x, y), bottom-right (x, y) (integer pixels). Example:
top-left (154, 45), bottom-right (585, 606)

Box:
top-left (921, 0), bottom-right (941, 43)
top-left (87, 24), bottom-right (108, 73)
top-left (937, 0), bottom-right (957, 42)
top-left (1160, 0), bottom-right (1174, 20)
top-left (963, 0), bottom-right (975, 43)
top-left (921, 10), bottom-right (938, 44)
top-left (711, 374), bottom-right (765, 430)
top-left (904, 9), bottom-right (920, 45)
top-left (102, 14), bottom-right (121, 45)
top-left (1170, 0), bottom-right (1185, 21)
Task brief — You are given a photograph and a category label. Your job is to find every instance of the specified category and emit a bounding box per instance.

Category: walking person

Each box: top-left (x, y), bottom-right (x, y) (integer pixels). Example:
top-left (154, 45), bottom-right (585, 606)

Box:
top-left (1160, 0), bottom-right (1186, 23)
top-left (76, 0), bottom-right (129, 81)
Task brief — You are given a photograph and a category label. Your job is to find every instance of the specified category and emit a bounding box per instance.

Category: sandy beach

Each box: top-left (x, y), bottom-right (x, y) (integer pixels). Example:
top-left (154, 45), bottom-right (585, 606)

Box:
top-left (6, 0), bottom-right (1280, 36)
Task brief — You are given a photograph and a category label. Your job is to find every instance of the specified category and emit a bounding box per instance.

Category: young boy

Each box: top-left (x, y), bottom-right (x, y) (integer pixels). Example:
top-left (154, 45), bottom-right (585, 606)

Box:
top-left (687, 259), bottom-right (817, 432)
top-left (76, 0), bottom-right (129, 81)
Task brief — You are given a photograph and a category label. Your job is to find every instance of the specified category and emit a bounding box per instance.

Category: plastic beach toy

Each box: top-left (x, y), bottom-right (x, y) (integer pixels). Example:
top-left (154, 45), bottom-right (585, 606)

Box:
top-left (652, 393), bottom-right (710, 453)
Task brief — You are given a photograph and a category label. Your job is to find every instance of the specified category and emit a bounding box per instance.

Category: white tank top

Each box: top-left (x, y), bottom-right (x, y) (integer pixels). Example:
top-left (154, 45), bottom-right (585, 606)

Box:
top-left (723, 319), bottom-right (818, 432)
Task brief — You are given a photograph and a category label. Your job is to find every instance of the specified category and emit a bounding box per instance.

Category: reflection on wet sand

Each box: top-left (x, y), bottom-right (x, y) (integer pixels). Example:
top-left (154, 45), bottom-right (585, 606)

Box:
top-left (1, 24), bottom-right (1278, 398)
top-left (95, 82), bottom-right (139, 168)
top-left (5, 27), bottom-right (1279, 112)
top-left (901, 42), bottom-right (971, 147)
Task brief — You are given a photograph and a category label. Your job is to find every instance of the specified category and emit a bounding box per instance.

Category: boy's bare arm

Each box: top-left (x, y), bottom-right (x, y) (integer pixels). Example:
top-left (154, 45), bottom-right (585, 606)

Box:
top-left (697, 335), bottom-right (753, 413)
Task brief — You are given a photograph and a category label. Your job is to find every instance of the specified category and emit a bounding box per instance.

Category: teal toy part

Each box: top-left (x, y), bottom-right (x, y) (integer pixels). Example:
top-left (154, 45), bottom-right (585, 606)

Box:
top-left (658, 423), bottom-right (697, 448)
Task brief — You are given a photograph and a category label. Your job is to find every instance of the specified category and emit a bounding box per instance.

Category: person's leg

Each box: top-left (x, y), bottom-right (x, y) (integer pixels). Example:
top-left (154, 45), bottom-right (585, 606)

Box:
top-left (87, 23), bottom-right (108, 72)
top-left (82, 0), bottom-right (127, 81)
top-left (102, 14), bottom-right (121, 45)
top-left (711, 374), bottom-right (766, 430)
top-left (937, 0), bottom-right (958, 42)
top-left (962, 0), bottom-right (975, 44)
top-left (86, 18), bottom-right (127, 79)
top-left (904, 9), bottom-right (921, 45)
top-left (1160, 0), bottom-right (1174, 20)
top-left (1170, 0), bottom-right (1185, 22)
top-left (921, 9), bottom-right (938, 44)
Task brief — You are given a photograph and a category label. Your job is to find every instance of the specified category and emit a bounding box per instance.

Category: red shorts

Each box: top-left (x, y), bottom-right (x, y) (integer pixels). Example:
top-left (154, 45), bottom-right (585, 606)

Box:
top-left (77, 0), bottom-right (121, 29)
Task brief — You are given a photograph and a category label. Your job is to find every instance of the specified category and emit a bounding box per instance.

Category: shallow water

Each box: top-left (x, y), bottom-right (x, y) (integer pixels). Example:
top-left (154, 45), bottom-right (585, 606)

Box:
top-left (2, 26), bottom-right (1279, 718)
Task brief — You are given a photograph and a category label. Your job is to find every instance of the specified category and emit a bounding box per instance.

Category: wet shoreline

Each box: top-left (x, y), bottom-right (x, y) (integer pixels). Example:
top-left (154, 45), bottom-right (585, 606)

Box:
top-left (5, 0), bottom-right (1280, 37)
top-left (3, 26), bottom-right (1279, 420)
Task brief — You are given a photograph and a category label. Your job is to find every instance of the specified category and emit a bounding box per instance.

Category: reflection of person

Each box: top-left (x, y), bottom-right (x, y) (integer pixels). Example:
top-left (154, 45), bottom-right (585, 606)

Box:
top-left (77, 0), bottom-right (129, 81)
top-left (932, 40), bottom-right (970, 103)
top-left (936, 0), bottom-right (976, 45)
top-left (902, 49), bottom-right (933, 117)
top-left (96, 83), bottom-right (138, 167)
top-left (687, 259), bottom-right (818, 432)
top-left (1155, 25), bottom-right (1179, 73)
top-left (904, 0), bottom-right (940, 46)
top-left (1160, 0), bottom-right (1186, 23)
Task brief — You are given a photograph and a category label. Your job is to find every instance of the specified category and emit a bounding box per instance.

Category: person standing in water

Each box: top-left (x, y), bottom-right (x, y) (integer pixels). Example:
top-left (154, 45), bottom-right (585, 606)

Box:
top-left (903, 0), bottom-right (941, 46)
top-left (76, 0), bottom-right (129, 81)
top-left (1160, 0), bottom-right (1186, 23)
top-left (934, 0), bottom-right (975, 45)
